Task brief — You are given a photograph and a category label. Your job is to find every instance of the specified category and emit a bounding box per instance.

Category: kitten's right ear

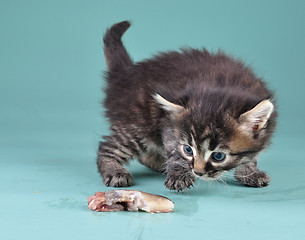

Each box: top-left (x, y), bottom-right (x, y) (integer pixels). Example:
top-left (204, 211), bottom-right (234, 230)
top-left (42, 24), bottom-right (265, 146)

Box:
top-left (153, 94), bottom-right (185, 117)
top-left (238, 99), bottom-right (274, 134)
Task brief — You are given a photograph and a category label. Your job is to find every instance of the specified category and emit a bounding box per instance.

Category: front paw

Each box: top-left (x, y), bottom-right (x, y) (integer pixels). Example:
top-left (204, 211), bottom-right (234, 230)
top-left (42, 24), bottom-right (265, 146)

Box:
top-left (235, 170), bottom-right (270, 188)
top-left (165, 173), bottom-right (195, 191)
top-left (103, 172), bottom-right (133, 187)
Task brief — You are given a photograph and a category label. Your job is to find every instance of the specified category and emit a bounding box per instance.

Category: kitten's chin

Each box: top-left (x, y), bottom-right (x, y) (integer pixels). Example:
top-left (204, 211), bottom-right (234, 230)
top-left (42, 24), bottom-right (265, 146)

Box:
top-left (192, 171), bottom-right (225, 181)
top-left (198, 175), bottom-right (217, 181)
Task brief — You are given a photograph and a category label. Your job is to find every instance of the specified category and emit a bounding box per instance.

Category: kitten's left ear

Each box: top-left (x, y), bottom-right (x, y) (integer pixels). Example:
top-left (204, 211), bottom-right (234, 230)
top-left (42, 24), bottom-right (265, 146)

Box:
top-left (239, 99), bottom-right (274, 134)
top-left (153, 94), bottom-right (185, 117)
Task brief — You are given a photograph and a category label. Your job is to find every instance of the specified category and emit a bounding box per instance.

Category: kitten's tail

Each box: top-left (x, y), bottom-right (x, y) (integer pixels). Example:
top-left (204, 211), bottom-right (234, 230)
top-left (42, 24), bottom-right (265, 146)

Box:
top-left (103, 21), bottom-right (133, 72)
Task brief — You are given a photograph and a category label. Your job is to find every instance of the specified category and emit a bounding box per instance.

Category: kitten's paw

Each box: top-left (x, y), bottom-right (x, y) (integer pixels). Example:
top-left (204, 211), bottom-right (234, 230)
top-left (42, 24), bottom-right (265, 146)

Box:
top-left (165, 174), bottom-right (194, 191)
top-left (103, 172), bottom-right (133, 187)
top-left (235, 170), bottom-right (270, 188)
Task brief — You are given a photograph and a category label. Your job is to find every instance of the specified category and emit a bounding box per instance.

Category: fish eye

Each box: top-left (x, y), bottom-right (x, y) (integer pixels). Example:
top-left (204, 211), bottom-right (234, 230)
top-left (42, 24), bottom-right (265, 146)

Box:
top-left (183, 145), bottom-right (193, 156)
top-left (212, 152), bottom-right (226, 162)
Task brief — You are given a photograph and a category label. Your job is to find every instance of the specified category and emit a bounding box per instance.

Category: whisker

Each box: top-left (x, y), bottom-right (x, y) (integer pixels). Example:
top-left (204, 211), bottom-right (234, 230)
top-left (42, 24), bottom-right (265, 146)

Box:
top-left (235, 169), bottom-right (260, 178)
top-left (218, 176), bottom-right (230, 191)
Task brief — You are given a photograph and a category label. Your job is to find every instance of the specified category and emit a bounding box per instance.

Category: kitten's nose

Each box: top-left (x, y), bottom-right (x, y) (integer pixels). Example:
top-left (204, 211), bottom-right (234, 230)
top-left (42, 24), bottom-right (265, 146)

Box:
top-left (194, 171), bottom-right (204, 176)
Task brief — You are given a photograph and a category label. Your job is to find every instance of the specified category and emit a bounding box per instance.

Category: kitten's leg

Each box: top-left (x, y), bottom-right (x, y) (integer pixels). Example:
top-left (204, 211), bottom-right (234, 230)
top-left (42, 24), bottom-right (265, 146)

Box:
top-left (161, 128), bottom-right (195, 191)
top-left (164, 155), bottom-right (195, 191)
top-left (138, 151), bottom-right (165, 172)
top-left (234, 161), bottom-right (270, 188)
top-left (97, 128), bottom-right (141, 187)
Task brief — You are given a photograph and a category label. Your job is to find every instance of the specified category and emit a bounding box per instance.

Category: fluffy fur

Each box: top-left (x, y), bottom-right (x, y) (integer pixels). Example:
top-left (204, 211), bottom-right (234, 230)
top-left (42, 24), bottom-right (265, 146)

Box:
top-left (97, 21), bottom-right (277, 191)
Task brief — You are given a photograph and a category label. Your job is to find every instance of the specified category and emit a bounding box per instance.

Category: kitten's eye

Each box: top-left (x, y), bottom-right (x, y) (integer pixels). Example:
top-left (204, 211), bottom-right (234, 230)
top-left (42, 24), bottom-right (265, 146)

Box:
top-left (183, 145), bottom-right (193, 156)
top-left (212, 152), bottom-right (226, 162)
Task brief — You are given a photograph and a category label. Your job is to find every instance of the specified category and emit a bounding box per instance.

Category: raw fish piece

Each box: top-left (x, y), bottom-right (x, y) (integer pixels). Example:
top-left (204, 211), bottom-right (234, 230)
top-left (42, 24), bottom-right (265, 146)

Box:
top-left (87, 190), bottom-right (174, 213)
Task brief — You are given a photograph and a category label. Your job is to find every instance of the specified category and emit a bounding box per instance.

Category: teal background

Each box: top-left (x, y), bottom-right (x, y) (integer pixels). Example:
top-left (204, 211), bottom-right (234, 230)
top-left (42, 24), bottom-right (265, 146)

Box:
top-left (1, 0), bottom-right (305, 239)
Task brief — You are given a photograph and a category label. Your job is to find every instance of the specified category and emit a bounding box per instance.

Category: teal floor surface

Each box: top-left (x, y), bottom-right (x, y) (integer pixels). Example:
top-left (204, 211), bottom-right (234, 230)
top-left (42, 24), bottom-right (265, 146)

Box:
top-left (1, 136), bottom-right (304, 240)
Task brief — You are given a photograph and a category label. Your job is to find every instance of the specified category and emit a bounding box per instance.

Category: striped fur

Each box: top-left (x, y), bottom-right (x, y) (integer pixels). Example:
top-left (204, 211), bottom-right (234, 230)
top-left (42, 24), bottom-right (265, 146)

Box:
top-left (97, 21), bottom-right (277, 190)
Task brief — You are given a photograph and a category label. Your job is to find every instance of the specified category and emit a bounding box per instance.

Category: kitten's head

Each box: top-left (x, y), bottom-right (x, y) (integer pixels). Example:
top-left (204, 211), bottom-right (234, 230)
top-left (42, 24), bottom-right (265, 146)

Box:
top-left (154, 92), bottom-right (276, 180)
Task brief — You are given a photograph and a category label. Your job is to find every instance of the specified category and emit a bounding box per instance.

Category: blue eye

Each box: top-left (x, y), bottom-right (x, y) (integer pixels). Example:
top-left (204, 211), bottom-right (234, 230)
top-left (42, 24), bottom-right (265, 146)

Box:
top-left (212, 152), bottom-right (226, 161)
top-left (183, 145), bottom-right (193, 156)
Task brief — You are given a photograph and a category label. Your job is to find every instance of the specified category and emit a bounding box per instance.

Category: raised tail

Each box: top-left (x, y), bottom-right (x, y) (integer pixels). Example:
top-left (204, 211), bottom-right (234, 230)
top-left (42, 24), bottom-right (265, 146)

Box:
top-left (103, 21), bottom-right (133, 72)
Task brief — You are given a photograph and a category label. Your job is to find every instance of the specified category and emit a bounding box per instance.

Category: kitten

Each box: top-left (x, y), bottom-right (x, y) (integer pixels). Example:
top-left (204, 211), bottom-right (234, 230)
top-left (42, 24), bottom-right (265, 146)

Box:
top-left (97, 21), bottom-right (277, 191)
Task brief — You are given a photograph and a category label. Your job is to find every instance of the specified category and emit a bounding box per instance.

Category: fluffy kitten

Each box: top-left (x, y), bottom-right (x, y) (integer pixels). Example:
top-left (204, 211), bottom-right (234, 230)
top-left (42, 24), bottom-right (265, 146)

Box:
top-left (97, 21), bottom-right (277, 191)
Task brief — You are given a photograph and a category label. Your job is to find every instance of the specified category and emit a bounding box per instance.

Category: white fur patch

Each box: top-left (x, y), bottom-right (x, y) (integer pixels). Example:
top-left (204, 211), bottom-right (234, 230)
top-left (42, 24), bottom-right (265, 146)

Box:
top-left (153, 94), bottom-right (184, 114)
